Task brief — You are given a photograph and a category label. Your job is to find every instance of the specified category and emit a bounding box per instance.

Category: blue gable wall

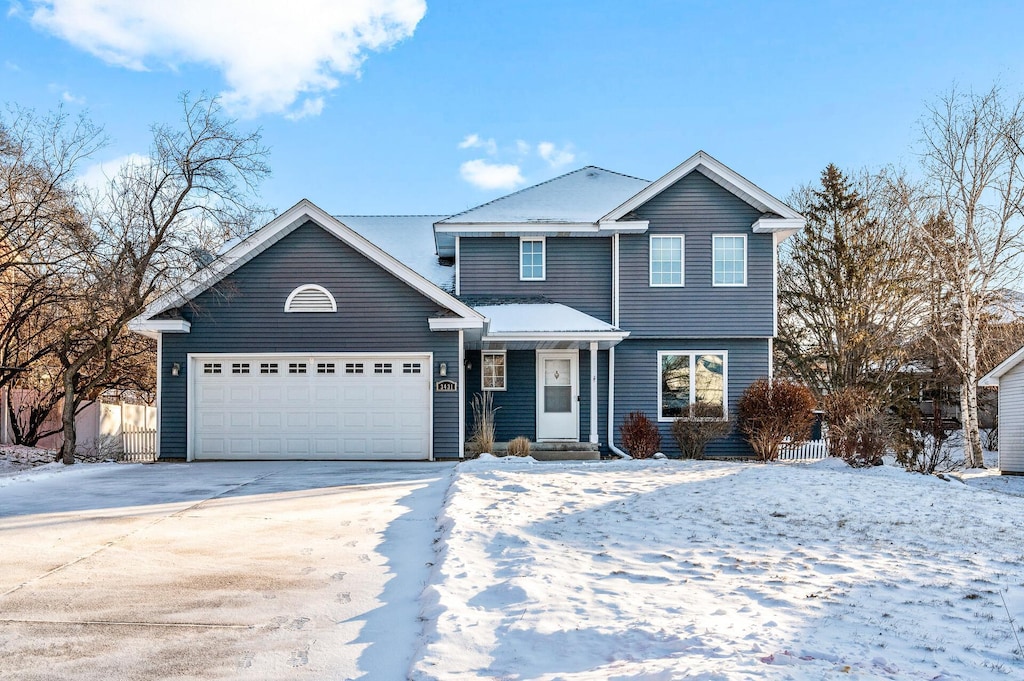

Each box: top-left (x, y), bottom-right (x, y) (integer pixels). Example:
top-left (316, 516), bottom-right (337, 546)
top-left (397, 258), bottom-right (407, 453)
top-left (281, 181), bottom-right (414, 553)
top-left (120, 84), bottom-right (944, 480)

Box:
top-left (159, 220), bottom-right (461, 459)
top-left (619, 170), bottom-right (775, 338)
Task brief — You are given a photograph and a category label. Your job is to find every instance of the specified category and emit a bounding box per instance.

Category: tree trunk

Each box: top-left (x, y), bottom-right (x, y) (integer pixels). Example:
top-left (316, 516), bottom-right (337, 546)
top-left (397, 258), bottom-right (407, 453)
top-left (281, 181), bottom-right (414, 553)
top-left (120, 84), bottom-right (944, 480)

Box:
top-left (959, 290), bottom-right (985, 468)
top-left (59, 373), bottom-right (76, 465)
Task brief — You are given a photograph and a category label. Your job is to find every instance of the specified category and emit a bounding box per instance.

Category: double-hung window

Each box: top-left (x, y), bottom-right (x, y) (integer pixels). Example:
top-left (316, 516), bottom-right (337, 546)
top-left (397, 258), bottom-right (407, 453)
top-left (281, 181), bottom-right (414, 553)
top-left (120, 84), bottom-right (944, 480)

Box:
top-left (520, 238), bottom-right (545, 280)
top-left (482, 352), bottom-right (506, 391)
top-left (712, 234), bottom-right (746, 286)
top-left (650, 235), bottom-right (684, 286)
top-left (658, 351), bottom-right (727, 420)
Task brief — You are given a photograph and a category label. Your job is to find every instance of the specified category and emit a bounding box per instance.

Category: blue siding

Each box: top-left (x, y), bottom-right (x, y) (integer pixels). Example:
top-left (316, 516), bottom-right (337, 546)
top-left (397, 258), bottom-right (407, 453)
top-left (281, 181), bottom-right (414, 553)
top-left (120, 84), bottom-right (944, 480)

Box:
top-left (579, 348), bottom-right (609, 451)
top-left (620, 171), bottom-right (775, 338)
top-left (459, 237), bottom-right (612, 322)
top-left (612, 338), bottom-right (770, 458)
top-left (159, 220), bottom-right (461, 459)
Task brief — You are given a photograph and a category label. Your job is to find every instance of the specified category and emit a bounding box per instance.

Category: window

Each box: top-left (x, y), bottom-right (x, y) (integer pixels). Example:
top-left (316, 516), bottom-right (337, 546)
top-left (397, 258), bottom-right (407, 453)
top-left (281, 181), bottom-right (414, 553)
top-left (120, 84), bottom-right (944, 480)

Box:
top-left (345, 362), bottom-right (364, 374)
top-left (203, 362), bottom-right (222, 374)
top-left (260, 362), bottom-right (279, 374)
top-left (317, 362), bottom-right (336, 374)
top-left (658, 351), bottom-right (727, 420)
top-left (482, 352), bottom-right (506, 391)
top-left (284, 284), bottom-right (337, 312)
top-left (650, 235), bottom-right (684, 286)
top-left (374, 363), bottom-right (393, 374)
top-left (402, 363), bottom-right (422, 374)
top-left (288, 362), bottom-right (307, 374)
top-left (231, 363), bottom-right (250, 374)
top-left (520, 238), bottom-right (545, 280)
top-left (713, 235), bottom-right (746, 286)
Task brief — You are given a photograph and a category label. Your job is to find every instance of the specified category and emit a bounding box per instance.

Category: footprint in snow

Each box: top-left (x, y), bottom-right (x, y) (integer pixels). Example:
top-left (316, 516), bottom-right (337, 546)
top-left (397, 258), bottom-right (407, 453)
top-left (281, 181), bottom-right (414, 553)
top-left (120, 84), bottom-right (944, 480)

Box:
top-left (238, 651), bottom-right (254, 669)
top-left (288, 648), bottom-right (309, 667)
top-left (287, 617), bottom-right (310, 631)
top-left (330, 571), bottom-right (347, 581)
top-left (337, 592), bottom-right (351, 604)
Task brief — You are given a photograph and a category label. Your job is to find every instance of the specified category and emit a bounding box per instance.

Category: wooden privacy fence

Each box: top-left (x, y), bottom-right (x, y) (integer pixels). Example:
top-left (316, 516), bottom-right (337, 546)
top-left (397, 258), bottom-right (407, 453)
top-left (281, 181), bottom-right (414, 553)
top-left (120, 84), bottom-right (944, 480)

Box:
top-left (777, 438), bottom-right (830, 461)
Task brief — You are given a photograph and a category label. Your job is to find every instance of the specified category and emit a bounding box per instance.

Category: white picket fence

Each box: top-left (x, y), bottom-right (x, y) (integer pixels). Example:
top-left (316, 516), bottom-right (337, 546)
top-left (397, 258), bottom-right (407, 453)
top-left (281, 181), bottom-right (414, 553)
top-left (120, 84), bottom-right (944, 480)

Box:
top-left (121, 427), bottom-right (157, 461)
top-left (777, 438), bottom-right (830, 461)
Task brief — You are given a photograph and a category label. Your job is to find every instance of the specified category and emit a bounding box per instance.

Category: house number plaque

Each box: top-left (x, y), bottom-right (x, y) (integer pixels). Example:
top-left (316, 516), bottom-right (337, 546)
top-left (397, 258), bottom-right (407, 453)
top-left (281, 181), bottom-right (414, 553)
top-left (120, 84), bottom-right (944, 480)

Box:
top-left (435, 380), bottom-right (458, 392)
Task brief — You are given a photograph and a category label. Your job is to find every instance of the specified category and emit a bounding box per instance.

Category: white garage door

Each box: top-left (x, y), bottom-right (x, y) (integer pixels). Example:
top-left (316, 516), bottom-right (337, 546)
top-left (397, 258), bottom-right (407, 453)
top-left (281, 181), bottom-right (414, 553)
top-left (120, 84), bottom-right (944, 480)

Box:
top-left (192, 355), bottom-right (431, 460)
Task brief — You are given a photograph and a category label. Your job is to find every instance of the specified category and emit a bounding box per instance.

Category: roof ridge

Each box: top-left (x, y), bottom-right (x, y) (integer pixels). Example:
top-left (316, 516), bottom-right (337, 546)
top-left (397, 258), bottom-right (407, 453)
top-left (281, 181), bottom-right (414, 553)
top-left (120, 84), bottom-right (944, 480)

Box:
top-left (439, 166), bottom-right (647, 224)
top-left (336, 214), bottom-right (449, 218)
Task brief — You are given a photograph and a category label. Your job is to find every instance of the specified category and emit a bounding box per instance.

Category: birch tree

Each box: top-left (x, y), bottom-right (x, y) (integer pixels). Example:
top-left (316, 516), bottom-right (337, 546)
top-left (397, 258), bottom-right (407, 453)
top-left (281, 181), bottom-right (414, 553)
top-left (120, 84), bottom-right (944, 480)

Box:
top-left (918, 85), bottom-right (1024, 468)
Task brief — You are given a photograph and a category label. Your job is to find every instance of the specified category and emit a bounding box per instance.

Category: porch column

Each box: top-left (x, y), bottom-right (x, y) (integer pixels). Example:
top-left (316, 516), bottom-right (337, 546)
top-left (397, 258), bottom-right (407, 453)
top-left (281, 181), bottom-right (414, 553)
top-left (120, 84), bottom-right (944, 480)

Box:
top-left (589, 341), bottom-right (599, 444)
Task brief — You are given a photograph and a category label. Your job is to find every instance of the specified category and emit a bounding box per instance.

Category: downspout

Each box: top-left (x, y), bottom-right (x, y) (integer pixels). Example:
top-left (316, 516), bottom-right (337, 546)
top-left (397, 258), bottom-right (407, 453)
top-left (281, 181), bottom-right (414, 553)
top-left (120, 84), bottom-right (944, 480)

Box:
top-left (607, 232), bottom-right (630, 459)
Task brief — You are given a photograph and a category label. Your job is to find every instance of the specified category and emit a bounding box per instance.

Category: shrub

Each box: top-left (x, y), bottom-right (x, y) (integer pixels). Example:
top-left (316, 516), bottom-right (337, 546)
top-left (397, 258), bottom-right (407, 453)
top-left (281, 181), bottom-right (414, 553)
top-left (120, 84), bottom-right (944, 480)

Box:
top-left (507, 436), bottom-right (531, 457)
top-left (671, 403), bottom-right (732, 459)
top-left (620, 411), bottom-right (661, 459)
top-left (824, 387), bottom-right (892, 468)
top-left (468, 392), bottom-right (498, 457)
top-left (736, 378), bottom-right (816, 461)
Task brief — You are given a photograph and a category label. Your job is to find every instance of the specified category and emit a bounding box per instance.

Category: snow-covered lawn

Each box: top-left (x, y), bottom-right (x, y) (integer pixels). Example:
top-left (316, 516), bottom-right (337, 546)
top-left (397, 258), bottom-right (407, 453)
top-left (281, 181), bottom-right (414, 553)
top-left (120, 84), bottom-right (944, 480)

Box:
top-left (413, 457), bottom-right (1024, 680)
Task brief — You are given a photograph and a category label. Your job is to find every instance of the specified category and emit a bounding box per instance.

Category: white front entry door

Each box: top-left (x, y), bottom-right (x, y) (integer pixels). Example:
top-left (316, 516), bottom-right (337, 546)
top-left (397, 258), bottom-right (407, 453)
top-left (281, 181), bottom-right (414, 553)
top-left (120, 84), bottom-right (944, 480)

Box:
top-left (536, 350), bottom-right (578, 441)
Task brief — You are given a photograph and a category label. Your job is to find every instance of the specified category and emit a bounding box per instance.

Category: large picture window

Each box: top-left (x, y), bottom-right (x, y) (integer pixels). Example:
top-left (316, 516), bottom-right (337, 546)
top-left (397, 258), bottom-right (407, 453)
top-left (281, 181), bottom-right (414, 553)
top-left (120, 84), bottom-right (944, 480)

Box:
top-left (650, 235), bottom-right (684, 286)
top-left (520, 238), bottom-right (545, 280)
top-left (658, 351), bottom-right (726, 420)
top-left (712, 234), bottom-right (746, 286)
top-left (482, 352), bottom-right (507, 391)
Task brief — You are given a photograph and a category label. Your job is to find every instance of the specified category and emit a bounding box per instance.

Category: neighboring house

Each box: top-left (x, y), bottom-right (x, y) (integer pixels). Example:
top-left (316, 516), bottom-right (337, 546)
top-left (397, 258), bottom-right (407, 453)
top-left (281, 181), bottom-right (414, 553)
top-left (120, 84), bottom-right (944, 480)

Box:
top-left (129, 151), bottom-right (803, 461)
top-left (979, 346), bottom-right (1024, 474)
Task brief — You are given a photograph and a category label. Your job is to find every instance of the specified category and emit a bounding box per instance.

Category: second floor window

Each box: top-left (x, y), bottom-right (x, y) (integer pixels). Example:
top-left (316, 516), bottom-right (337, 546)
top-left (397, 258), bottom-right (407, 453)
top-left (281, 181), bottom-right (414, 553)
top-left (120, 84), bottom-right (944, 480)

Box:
top-left (650, 235), bottom-right (684, 286)
top-left (713, 234), bottom-right (747, 286)
top-left (520, 238), bottom-right (545, 280)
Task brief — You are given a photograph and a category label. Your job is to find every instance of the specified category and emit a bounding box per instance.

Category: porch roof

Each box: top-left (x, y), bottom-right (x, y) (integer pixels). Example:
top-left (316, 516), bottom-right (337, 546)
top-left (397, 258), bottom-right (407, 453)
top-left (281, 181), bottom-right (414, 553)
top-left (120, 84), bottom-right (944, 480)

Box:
top-left (471, 303), bottom-right (629, 350)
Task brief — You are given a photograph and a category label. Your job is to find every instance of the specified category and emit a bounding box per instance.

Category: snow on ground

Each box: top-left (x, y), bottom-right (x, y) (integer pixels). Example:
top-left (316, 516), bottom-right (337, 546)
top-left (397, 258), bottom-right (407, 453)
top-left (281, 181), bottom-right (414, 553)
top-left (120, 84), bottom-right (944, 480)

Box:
top-left (413, 456), bottom-right (1024, 680)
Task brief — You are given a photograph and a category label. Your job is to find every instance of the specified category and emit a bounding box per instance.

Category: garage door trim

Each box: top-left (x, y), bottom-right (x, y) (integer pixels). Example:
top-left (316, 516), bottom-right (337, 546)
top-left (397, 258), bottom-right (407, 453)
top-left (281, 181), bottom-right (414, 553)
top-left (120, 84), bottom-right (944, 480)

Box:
top-left (186, 352), bottom-right (433, 462)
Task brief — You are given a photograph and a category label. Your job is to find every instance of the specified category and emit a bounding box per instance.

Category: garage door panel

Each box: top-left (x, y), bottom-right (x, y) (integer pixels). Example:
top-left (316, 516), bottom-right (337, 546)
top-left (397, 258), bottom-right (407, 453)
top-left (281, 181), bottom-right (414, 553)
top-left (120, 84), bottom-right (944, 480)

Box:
top-left (194, 355), bottom-right (431, 460)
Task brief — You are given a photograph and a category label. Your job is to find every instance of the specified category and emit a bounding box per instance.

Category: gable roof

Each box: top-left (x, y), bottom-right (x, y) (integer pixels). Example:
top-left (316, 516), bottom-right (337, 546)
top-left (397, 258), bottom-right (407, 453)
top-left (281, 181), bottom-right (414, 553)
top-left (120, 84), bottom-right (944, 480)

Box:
top-left (980, 344), bottom-right (1024, 386)
top-left (600, 150), bottom-right (803, 226)
top-left (438, 166), bottom-right (650, 225)
top-left (130, 200), bottom-right (483, 333)
top-left (338, 214), bottom-right (453, 291)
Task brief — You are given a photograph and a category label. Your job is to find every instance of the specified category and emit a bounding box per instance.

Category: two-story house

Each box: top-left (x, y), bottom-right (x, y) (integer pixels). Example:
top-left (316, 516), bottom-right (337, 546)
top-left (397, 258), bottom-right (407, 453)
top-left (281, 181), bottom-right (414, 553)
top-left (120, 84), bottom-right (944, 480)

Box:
top-left (130, 151), bottom-right (803, 461)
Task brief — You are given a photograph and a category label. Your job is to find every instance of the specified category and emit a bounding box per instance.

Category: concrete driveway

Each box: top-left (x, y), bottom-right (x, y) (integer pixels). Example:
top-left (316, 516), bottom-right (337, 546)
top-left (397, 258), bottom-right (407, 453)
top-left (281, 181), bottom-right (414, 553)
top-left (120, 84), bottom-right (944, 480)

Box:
top-left (0, 461), bottom-right (455, 680)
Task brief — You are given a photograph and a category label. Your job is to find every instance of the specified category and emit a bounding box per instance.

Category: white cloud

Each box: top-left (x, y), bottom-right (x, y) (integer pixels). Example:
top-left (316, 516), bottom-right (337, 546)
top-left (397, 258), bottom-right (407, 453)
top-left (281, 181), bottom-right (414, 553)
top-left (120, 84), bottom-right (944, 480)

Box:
top-left (459, 159), bottom-right (524, 191)
top-left (537, 141), bottom-right (575, 168)
top-left (77, 153), bottom-right (149, 193)
top-left (458, 133), bottom-right (497, 155)
top-left (515, 139), bottom-right (531, 156)
top-left (24, 0), bottom-right (426, 119)
top-left (61, 90), bottom-right (85, 104)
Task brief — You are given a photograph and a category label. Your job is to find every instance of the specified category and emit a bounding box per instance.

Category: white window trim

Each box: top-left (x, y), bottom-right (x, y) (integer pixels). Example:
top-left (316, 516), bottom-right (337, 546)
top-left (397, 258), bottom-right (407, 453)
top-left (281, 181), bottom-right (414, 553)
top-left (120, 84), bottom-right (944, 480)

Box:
top-left (712, 234), bottom-right (747, 287)
top-left (649, 234), bottom-right (685, 287)
top-left (656, 350), bottom-right (729, 423)
top-left (481, 350), bottom-right (507, 391)
top-left (519, 237), bottom-right (546, 281)
top-left (284, 284), bottom-right (338, 312)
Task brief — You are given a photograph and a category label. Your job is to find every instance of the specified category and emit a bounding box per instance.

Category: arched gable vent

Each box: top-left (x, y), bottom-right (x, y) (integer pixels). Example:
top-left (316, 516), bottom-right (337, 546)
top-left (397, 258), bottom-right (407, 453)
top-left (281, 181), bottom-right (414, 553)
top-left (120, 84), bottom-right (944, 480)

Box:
top-left (285, 284), bottom-right (337, 313)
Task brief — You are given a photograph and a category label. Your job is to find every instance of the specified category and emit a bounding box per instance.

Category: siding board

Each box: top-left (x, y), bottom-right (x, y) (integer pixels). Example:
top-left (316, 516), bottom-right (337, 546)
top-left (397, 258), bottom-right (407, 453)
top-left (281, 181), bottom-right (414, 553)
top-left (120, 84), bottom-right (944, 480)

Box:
top-left (160, 220), bottom-right (461, 459)
top-left (999, 367), bottom-right (1024, 473)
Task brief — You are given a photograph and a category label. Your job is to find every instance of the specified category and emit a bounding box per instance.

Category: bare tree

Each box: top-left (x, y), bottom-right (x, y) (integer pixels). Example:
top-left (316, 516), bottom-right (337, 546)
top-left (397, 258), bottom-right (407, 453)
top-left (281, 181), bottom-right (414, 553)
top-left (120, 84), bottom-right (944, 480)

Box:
top-left (918, 85), bottom-right (1024, 468)
top-left (53, 94), bottom-right (269, 464)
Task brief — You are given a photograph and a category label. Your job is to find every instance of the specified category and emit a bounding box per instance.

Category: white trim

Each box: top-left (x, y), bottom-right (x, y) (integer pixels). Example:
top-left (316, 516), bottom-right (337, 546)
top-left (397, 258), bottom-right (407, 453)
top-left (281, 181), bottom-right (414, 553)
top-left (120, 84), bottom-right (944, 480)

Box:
top-left (519, 236), bottom-right (546, 281)
top-left (772, 232), bottom-right (780, 337)
top-left (656, 350), bottom-right (729, 423)
top-left (981, 344), bottom-right (1024, 386)
top-left (454, 236), bottom-right (461, 296)
top-left (589, 341), bottom-right (599, 444)
top-left (429, 317), bottom-right (486, 331)
top-left (767, 337), bottom-right (774, 380)
top-left (128, 319), bottom-right (191, 337)
top-left (601, 151), bottom-right (803, 223)
top-left (155, 334), bottom-right (162, 460)
top-left (187, 351), bottom-right (434, 461)
top-left (536, 349), bottom-right (580, 442)
top-left (712, 233), bottom-right (747, 287)
top-left (458, 329), bottom-right (465, 459)
top-left (436, 222), bottom-right (596, 234)
top-left (133, 199), bottom-right (483, 328)
top-left (649, 234), bottom-right (685, 287)
top-left (284, 284), bottom-right (337, 312)
top-left (481, 350), bottom-right (508, 391)
top-left (597, 220), bottom-right (649, 233)
top-left (607, 346), bottom-right (629, 458)
top-left (752, 217), bottom-right (804, 233)
top-left (612, 233), bottom-right (620, 327)
top-left (483, 331), bottom-right (629, 343)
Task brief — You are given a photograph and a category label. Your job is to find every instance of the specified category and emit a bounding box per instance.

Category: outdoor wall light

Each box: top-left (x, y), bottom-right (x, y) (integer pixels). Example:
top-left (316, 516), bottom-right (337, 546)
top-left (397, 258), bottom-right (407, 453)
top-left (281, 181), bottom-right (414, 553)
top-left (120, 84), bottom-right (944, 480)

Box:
top-left (464, 359), bottom-right (472, 371)
top-left (439, 362), bottom-right (447, 377)
top-left (171, 363), bottom-right (180, 377)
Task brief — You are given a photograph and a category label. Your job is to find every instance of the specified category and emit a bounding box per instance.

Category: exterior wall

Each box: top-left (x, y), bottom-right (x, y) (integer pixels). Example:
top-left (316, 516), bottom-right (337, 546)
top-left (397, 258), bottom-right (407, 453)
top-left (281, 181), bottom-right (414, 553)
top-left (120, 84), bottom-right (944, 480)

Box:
top-left (619, 170), bottom-right (775, 338)
top-left (612, 337), bottom-right (771, 458)
top-left (998, 366), bottom-right (1024, 473)
top-left (459, 237), bottom-right (612, 322)
top-left (159, 220), bottom-right (461, 459)
top-left (464, 348), bottom-right (608, 449)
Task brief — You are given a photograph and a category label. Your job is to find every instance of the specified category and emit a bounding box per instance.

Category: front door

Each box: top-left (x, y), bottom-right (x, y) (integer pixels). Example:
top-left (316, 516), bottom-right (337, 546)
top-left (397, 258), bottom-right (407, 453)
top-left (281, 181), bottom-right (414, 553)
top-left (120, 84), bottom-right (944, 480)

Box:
top-left (536, 350), bottom-right (578, 441)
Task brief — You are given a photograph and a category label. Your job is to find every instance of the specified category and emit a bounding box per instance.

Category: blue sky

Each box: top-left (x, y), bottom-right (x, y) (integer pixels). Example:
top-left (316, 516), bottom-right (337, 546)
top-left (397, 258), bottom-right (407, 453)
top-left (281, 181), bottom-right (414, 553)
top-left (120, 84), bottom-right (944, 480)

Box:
top-left (3, 1), bottom-right (1023, 216)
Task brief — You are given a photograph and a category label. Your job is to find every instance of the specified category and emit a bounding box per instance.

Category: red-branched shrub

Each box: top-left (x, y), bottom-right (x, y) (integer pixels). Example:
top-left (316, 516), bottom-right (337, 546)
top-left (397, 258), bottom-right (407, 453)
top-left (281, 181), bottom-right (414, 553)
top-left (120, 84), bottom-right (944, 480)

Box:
top-left (736, 378), bottom-right (816, 461)
top-left (620, 411), bottom-right (661, 459)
